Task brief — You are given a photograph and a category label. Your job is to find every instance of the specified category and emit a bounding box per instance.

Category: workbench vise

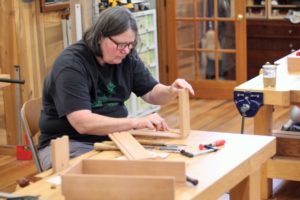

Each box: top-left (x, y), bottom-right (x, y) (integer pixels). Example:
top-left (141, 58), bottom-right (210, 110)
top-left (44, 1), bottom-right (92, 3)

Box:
top-left (234, 91), bottom-right (263, 117)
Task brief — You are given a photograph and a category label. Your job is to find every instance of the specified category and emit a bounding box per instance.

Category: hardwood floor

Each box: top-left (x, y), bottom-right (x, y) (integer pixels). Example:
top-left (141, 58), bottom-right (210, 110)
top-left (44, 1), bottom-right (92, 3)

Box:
top-left (0, 98), bottom-right (299, 199)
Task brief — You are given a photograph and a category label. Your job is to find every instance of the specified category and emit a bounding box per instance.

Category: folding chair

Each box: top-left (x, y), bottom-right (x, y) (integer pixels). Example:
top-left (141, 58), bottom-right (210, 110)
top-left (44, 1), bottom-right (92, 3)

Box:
top-left (20, 97), bottom-right (43, 173)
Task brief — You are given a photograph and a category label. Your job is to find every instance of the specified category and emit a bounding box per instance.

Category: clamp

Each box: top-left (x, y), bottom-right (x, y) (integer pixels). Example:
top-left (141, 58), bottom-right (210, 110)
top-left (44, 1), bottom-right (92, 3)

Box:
top-left (234, 91), bottom-right (264, 133)
top-left (234, 91), bottom-right (264, 117)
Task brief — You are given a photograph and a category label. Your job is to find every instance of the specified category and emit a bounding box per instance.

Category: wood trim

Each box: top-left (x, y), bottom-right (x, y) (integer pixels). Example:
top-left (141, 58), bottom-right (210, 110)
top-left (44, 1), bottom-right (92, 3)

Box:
top-left (166, 0), bottom-right (177, 83)
top-left (0, 145), bottom-right (16, 156)
top-left (39, 0), bottom-right (69, 13)
top-left (235, 0), bottom-right (247, 83)
top-left (267, 157), bottom-right (300, 181)
top-left (156, 0), bottom-right (169, 84)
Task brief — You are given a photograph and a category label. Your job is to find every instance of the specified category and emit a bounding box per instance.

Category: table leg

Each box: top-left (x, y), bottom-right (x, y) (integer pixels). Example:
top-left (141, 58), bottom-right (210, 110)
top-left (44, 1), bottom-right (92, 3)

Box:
top-left (254, 105), bottom-right (273, 135)
top-left (230, 168), bottom-right (260, 200)
top-left (261, 162), bottom-right (273, 199)
top-left (254, 105), bottom-right (274, 199)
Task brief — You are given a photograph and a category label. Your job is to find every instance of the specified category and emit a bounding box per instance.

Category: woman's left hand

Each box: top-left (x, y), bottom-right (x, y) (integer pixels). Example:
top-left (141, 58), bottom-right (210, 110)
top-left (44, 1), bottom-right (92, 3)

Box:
top-left (169, 78), bottom-right (195, 95)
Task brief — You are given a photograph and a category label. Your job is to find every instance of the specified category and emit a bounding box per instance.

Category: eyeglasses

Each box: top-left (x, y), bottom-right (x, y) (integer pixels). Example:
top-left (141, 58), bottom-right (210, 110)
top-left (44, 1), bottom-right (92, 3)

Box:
top-left (108, 36), bottom-right (136, 50)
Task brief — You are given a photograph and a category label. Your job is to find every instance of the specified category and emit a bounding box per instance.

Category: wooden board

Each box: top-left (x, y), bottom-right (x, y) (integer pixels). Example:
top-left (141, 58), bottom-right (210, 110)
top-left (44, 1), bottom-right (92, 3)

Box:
top-left (179, 89), bottom-right (190, 138)
top-left (129, 90), bottom-right (191, 139)
top-left (51, 135), bottom-right (69, 172)
top-left (130, 129), bottom-right (181, 138)
top-left (267, 156), bottom-right (300, 181)
top-left (62, 175), bottom-right (174, 200)
top-left (79, 159), bottom-right (186, 182)
top-left (109, 132), bottom-right (152, 160)
top-left (61, 159), bottom-right (186, 200)
top-left (273, 130), bottom-right (300, 158)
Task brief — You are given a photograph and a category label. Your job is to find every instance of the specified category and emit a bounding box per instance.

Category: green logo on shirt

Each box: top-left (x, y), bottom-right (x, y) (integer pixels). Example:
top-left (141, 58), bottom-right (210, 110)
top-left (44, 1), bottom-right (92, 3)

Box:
top-left (92, 81), bottom-right (116, 108)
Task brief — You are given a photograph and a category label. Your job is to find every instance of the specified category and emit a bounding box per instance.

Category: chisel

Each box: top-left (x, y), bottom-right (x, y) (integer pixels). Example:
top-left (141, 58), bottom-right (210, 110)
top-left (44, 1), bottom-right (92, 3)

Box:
top-left (180, 148), bottom-right (218, 158)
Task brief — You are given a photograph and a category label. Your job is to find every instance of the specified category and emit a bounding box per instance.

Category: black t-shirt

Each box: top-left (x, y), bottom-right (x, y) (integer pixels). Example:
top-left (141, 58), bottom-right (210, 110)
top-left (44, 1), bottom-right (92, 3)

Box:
top-left (38, 40), bottom-right (158, 149)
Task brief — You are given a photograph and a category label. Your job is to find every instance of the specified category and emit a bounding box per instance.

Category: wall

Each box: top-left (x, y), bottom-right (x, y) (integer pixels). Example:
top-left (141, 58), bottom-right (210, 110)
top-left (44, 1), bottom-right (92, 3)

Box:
top-left (0, 0), bottom-right (65, 145)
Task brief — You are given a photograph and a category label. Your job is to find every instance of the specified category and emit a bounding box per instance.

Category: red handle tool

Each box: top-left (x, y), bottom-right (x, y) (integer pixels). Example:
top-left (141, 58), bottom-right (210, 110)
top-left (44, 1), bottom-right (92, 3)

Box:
top-left (199, 139), bottom-right (226, 150)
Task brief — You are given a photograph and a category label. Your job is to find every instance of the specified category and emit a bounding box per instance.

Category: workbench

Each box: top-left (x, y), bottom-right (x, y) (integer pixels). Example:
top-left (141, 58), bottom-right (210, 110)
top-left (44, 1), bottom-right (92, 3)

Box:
top-left (234, 51), bottom-right (300, 198)
top-left (14, 131), bottom-right (275, 200)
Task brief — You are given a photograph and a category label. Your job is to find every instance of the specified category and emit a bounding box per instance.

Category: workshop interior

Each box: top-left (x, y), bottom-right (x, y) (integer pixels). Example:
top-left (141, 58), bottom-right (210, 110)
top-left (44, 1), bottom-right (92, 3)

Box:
top-left (1, 0), bottom-right (300, 199)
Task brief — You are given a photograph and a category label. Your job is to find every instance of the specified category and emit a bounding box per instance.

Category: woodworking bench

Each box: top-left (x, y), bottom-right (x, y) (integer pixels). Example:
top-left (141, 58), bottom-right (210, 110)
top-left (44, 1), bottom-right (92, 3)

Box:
top-left (14, 131), bottom-right (275, 200)
top-left (234, 51), bottom-right (300, 199)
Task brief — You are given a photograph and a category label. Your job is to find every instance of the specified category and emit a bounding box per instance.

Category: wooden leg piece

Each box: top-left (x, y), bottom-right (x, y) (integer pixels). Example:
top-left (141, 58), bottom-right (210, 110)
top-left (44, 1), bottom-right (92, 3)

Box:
top-left (179, 89), bottom-right (190, 138)
top-left (51, 135), bottom-right (70, 173)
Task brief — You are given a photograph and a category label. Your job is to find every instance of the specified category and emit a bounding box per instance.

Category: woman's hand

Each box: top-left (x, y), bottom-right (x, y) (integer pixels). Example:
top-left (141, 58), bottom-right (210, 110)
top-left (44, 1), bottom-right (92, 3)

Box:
top-left (169, 78), bottom-right (195, 96)
top-left (133, 113), bottom-right (169, 131)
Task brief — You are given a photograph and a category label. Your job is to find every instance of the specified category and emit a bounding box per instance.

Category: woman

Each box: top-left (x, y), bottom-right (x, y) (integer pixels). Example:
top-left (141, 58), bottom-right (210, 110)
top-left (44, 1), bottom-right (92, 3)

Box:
top-left (38, 6), bottom-right (194, 170)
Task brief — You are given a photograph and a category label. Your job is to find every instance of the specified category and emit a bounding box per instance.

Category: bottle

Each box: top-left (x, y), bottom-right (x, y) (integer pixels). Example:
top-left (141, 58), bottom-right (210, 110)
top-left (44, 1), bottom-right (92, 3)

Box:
top-left (262, 62), bottom-right (277, 87)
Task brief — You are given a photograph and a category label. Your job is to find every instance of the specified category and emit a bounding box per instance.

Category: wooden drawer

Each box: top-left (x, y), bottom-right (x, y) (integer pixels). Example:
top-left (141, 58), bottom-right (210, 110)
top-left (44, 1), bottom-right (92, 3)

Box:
top-left (247, 19), bottom-right (300, 79)
top-left (247, 19), bottom-right (300, 39)
top-left (248, 38), bottom-right (300, 51)
top-left (273, 130), bottom-right (300, 158)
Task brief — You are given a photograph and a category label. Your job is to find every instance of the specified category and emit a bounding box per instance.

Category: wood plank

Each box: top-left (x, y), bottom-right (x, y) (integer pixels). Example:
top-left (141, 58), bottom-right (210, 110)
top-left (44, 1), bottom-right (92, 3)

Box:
top-left (109, 132), bottom-right (152, 160)
top-left (61, 159), bottom-right (187, 200)
top-left (179, 89), bottom-right (190, 138)
top-left (51, 135), bottom-right (69, 172)
top-left (62, 175), bottom-right (175, 200)
top-left (267, 157), bottom-right (300, 181)
top-left (81, 159), bottom-right (186, 182)
top-left (130, 129), bottom-right (180, 138)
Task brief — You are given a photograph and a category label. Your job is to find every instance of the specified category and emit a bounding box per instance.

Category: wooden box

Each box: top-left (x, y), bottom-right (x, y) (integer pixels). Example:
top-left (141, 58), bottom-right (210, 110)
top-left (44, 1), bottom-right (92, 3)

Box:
top-left (287, 55), bottom-right (300, 73)
top-left (61, 159), bottom-right (186, 200)
top-left (273, 130), bottom-right (300, 158)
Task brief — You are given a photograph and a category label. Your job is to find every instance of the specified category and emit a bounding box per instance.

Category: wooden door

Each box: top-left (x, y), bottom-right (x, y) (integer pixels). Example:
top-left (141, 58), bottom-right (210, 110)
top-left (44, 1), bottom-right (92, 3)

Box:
top-left (165, 0), bottom-right (246, 99)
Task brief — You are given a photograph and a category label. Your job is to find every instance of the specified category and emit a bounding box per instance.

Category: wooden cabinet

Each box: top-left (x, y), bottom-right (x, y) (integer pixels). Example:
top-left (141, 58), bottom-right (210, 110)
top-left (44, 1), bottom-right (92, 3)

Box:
top-left (247, 19), bottom-right (300, 79)
top-left (246, 0), bottom-right (300, 19)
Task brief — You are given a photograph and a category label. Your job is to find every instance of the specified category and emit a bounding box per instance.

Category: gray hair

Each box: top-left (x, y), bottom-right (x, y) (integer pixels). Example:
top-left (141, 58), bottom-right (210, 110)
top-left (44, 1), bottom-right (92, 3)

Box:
top-left (83, 7), bottom-right (138, 57)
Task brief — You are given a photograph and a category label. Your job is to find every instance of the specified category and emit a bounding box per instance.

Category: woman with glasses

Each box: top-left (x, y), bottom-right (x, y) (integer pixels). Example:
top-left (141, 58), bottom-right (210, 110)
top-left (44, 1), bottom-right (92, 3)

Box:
top-left (38, 6), bottom-right (194, 170)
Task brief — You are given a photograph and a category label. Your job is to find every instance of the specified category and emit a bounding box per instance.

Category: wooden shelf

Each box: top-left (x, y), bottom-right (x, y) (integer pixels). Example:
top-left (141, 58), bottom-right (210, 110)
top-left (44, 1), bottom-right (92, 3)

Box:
top-left (246, 0), bottom-right (300, 19)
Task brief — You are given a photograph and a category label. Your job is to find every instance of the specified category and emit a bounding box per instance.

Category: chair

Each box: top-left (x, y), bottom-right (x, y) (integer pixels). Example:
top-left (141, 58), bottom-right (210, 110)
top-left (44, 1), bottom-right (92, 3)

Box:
top-left (21, 97), bottom-right (43, 173)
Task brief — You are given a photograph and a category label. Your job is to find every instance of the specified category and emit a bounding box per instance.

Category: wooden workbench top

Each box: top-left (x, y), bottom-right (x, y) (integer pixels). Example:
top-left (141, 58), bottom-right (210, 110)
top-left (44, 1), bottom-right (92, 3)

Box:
top-left (235, 52), bottom-right (300, 106)
top-left (14, 131), bottom-right (276, 200)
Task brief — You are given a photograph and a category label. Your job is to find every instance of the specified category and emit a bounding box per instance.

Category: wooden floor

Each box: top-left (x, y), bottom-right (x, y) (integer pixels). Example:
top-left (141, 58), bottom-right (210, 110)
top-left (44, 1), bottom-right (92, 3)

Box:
top-left (0, 98), bottom-right (300, 199)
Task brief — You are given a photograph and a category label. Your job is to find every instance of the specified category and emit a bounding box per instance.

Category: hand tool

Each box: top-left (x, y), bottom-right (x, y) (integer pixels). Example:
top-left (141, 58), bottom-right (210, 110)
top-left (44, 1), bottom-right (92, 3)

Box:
top-left (199, 139), bottom-right (226, 150)
top-left (135, 138), bottom-right (186, 147)
top-left (180, 148), bottom-right (218, 158)
top-left (94, 142), bottom-right (184, 153)
top-left (0, 192), bottom-right (39, 200)
top-left (102, 140), bottom-right (186, 148)
top-left (186, 176), bottom-right (199, 186)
